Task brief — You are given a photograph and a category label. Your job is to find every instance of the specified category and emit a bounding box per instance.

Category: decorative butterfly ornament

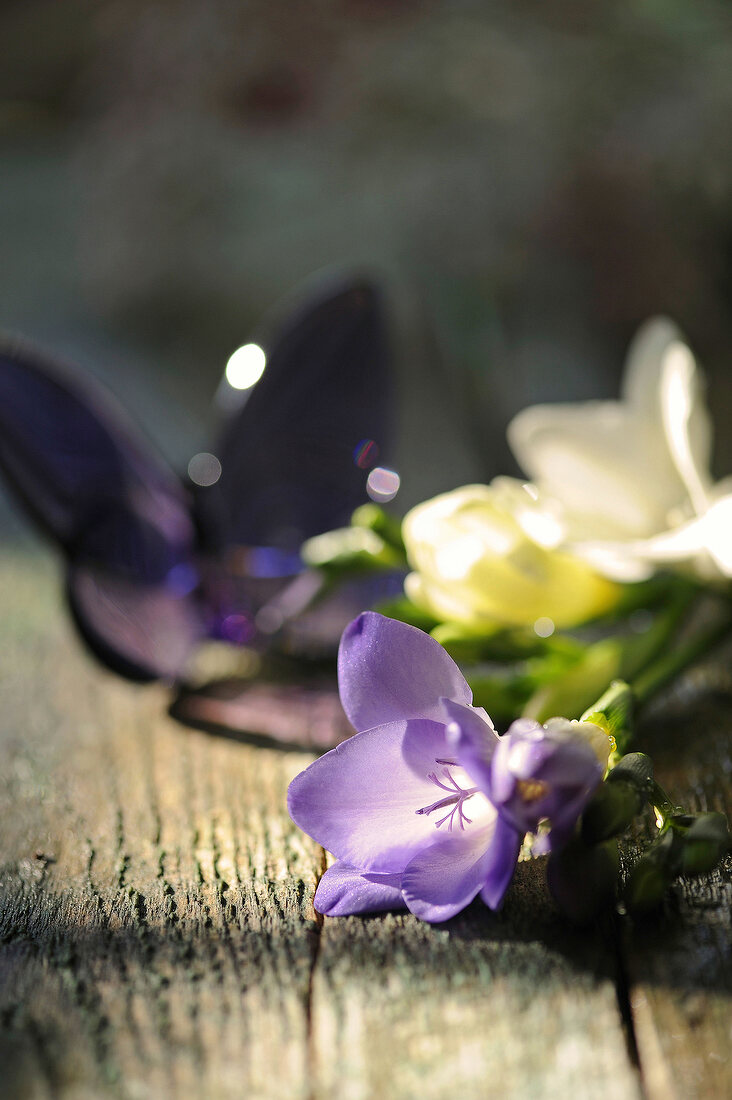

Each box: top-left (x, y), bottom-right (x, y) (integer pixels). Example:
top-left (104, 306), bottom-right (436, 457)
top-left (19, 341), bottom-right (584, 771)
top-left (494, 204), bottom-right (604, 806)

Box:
top-left (0, 277), bottom-right (394, 701)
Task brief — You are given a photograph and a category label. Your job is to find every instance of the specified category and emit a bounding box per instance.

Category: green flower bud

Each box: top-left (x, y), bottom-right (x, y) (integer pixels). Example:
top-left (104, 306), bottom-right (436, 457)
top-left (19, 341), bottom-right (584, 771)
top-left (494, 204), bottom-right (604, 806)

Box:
top-left (609, 752), bottom-right (654, 789)
top-left (582, 754), bottom-right (655, 842)
top-left (624, 856), bottom-right (669, 914)
top-left (581, 680), bottom-right (634, 756)
top-left (624, 828), bottom-right (678, 914)
top-left (582, 780), bottom-right (644, 843)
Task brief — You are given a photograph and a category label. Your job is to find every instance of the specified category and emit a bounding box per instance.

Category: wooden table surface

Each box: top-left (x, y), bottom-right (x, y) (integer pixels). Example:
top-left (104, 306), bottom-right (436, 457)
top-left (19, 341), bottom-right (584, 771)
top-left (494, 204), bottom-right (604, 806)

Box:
top-left (1, 547), bottom-right (730, 1100)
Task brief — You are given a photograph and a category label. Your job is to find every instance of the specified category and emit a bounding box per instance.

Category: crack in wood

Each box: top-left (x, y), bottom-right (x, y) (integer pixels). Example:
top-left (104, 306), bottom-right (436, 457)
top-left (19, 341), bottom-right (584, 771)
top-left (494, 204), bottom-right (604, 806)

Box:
top-left (612, 915), bottom-right (644, 1089)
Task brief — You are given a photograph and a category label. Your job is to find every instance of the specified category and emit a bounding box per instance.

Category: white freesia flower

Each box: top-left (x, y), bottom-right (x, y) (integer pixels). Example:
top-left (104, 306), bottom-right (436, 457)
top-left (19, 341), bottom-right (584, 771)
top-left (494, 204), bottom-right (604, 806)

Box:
top-left (402, 481), bottom-right (619, 629)
top-left (618, 484), bottom-right (732, 581)
top-left (508, 318), bottom-right (729, 582)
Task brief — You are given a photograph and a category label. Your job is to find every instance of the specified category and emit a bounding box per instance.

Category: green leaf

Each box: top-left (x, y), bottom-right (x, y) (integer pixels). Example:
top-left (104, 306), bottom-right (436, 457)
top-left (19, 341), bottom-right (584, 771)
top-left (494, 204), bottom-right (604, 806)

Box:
top-left (522, 639), bottom-right (622, 723)
top-left (302, 527), bottom-right (402, 575)
top-left (351, 504), bottom-right (406, 554)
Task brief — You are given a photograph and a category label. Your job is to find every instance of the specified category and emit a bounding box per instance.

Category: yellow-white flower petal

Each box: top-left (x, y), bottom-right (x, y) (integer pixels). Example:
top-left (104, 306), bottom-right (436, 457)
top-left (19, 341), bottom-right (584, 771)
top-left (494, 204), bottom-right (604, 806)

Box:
top-left (403, 484), bottom-right (620, 629)
top-left (508, 400), bottom-right (676, 539)
top-left (659, 340), bottom-right (712, 515)
top-left (508, 317), bottom-right (723, 585)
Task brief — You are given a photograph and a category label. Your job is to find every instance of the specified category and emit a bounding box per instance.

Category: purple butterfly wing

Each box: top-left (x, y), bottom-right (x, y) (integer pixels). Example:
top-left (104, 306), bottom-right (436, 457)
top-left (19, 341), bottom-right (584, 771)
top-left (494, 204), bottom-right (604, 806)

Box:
top-left (0, 336), bottom-right (192, 562)
top-left (171, 278), bottom-right (398, 742)
top-left (169, 571), bottom-right (405, 748)
top-left (0, 336), bottom-right (205, 680)
top-left (66, 565), bottom-right (208, 683)
top-left (197, 276), bottom-right (392, 553)
top-left (169, 671), bottom-right (354, 752)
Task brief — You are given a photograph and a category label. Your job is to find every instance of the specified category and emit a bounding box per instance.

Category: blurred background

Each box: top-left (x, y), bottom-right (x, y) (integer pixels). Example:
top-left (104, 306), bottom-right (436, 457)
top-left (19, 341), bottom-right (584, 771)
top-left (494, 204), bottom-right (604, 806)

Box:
top-left (2, 0), bottom-right (732, 529)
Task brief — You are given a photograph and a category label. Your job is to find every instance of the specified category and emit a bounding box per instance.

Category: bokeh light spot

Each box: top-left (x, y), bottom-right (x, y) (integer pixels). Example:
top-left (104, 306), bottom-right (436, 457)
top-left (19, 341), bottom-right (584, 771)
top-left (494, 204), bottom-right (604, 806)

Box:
top-left (187, 451), bottom-right (223, 486)
top-left (354, 438), bottom-right (379, 469)
top-left (256, 606), bottom-right (285, 635)
top-left (366, 466), bottom-right (400, 503)
top-left (166, 563), bottom-right (199, 597)
top-left (225, 343), bottom-right (267, 389)
top-left (629, 609), bottom-right (653, 634)
top-left (533, 616), bottom-right (555, 638)
top-left (221, 613), bottom-right (255, 645)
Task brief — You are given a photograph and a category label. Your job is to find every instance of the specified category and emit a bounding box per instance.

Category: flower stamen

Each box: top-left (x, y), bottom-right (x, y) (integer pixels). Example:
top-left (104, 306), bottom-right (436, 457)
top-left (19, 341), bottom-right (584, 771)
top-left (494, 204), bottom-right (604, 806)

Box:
top-left (415, 764), bottom-right (479, 831)
top-left (516, 779), bottom-right (549, 803)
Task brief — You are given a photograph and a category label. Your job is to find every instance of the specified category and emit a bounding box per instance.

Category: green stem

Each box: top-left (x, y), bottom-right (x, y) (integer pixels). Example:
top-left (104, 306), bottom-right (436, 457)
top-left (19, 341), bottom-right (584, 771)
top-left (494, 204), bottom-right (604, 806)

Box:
top-left (631, 603), bottom-right (732, 707)
top-left (619, 580), bottom-right (697, 683)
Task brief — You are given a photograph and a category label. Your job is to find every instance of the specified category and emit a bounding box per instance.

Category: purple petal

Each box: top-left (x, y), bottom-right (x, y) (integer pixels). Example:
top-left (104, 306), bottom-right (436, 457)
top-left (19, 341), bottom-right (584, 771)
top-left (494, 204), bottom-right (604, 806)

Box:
top-left (314, 861), bottom-right (406, 916)
top-left (504, 736), bottom-right (556, 780)
top-left (443, 699), bottom-right (499, 792)
top-left (504, 730), bottom-right (601, 803)
top-left (401, 823), bottom-right (497, 923)
top-left (480, 815), bottom-right (523, 910)
top-left (338, 612), bottom-right (472, 732)
top-left (533, 780), bottom-right (601, 856)
top-left (487, 732), bottom-right (520, 803)
top-left (287, 718), bottom-right (451, 873)
top-left (488, 719), bottom-right (603, 839)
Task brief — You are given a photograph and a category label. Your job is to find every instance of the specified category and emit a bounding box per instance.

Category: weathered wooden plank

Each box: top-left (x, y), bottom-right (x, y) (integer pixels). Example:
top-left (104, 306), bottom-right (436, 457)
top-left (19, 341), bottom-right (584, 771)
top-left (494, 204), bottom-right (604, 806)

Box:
top-left (0, 547), bottom-right (320, 1099)
top-left (14, 545), bottom-right (732, 1099)
top-left (310, 865), bottom-right (642, 1100)
top-left (624, 682), bottom-right (732, 1100)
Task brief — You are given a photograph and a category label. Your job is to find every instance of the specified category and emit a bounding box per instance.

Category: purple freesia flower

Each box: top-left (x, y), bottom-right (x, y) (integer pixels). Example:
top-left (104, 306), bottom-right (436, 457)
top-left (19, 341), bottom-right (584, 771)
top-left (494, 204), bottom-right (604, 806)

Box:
top-left (476, 717), bottom-right (604, 856)
top-left (287, 612), bottom-right (604, 923)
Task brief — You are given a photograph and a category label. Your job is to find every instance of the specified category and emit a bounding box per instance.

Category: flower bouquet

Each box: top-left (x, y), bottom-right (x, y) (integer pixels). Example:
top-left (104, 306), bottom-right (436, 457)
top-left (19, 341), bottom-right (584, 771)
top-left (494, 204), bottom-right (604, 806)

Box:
top-left (290, 317), bottom-right (732, 923)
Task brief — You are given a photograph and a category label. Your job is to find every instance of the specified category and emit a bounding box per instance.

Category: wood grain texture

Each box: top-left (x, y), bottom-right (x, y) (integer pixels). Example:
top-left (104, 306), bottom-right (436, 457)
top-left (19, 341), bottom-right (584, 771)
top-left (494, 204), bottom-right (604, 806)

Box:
top-left (0, 548), bottom-right (319, 1100)
top-left (623, 675), bottom-right (732, 1100)
top-left (310, 869), bottom-right (639, 1100)
top-left (0, 545), bottom-right (729, 1099)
